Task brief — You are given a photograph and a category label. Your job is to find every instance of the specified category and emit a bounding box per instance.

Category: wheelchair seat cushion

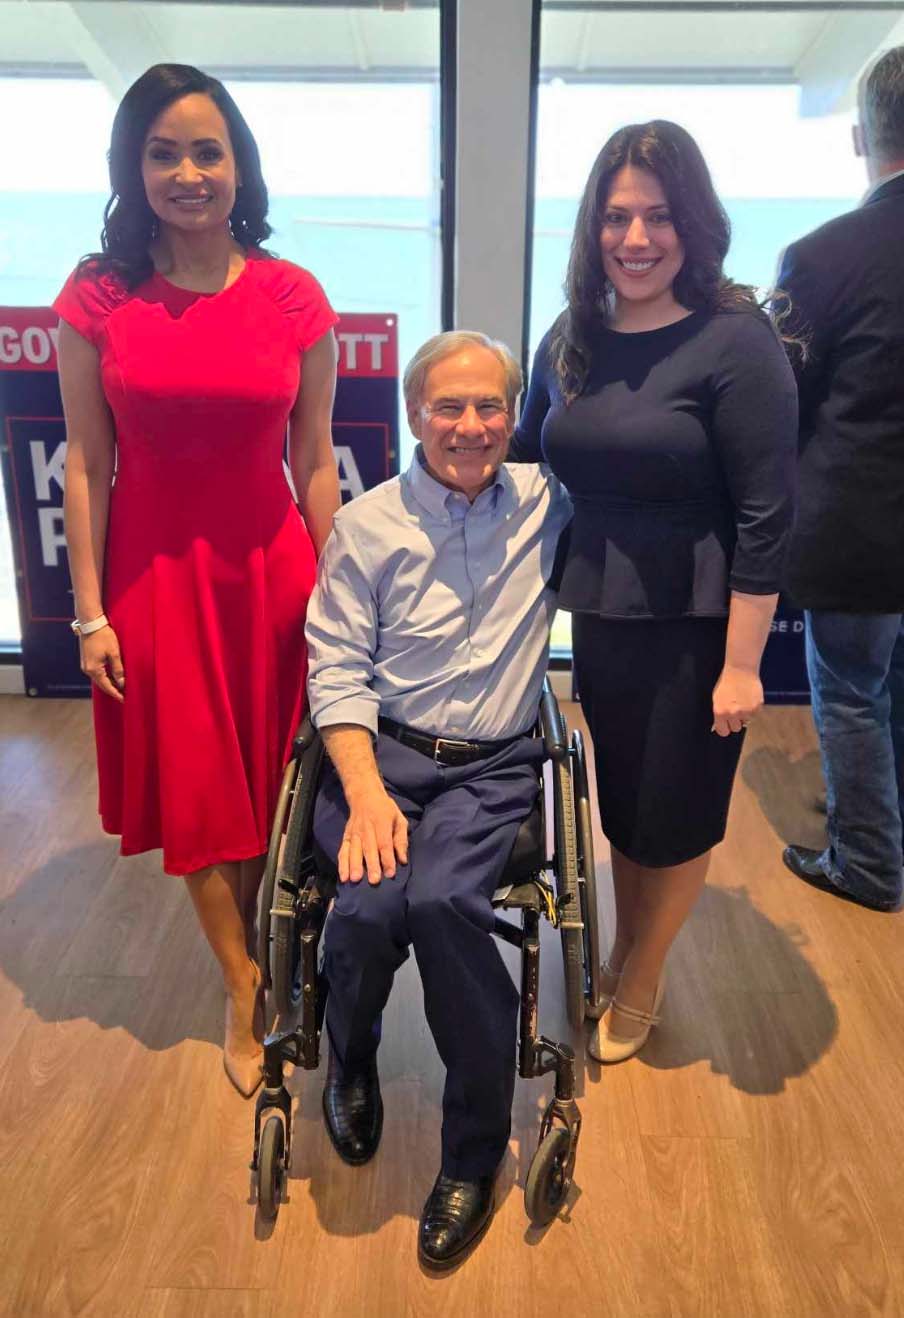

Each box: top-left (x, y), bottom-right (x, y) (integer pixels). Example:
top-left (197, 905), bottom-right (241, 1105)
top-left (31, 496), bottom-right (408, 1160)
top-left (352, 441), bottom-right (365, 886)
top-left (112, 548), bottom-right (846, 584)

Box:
top-left (499, 797), bottom-right (545, 885)
top-left (491, 881), bottom-right (544, 912)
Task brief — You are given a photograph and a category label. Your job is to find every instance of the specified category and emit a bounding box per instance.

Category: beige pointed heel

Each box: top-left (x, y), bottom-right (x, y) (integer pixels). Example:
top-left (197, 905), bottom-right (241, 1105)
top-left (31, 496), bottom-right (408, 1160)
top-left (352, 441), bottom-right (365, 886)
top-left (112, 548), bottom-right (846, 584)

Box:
top-left (587, 959), bottom-right (624, 1020)
top-left (589, 977), bottom-right (665, 1065)
top-left (223, 960), bottom-right (264, 1098)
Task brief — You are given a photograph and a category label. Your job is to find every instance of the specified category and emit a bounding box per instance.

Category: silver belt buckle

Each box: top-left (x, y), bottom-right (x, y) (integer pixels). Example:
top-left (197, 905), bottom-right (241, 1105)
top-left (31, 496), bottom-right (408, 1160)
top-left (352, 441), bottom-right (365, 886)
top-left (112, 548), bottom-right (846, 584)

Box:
top-left (434, 736), bottom-right (475, 765)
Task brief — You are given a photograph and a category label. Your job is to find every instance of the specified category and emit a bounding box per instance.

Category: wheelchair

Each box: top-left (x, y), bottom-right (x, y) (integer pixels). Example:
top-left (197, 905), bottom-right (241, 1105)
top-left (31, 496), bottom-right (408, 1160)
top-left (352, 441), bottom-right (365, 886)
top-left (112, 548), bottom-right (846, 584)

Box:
top-left (251, 681), bottom-right (604, 1227)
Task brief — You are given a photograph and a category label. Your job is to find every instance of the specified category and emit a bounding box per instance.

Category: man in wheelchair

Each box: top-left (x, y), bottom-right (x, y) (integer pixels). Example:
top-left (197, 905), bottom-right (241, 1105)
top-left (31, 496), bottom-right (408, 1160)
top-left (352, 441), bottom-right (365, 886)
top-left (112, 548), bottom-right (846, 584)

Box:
top-left (304, 330), bottom-right (571, 1268)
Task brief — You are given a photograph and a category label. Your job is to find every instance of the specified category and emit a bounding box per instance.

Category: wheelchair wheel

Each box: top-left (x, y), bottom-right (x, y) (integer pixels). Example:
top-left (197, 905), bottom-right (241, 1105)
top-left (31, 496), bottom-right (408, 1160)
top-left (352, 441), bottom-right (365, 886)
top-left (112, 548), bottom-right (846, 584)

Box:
top-left (269, 732), bottom-right (326, 1019)
top-left (553, 759), bottom-right (585, 1030)
top-left (271, 750), bottom-right (316, 1017)
top-left (258, 758), bottom-right (299, 992)
top-left (524, 1127), bottom-right (571, 1226)
top-left (271, 867), bottom-right (303, 1019)
top-left (257, 1113), bottom-right (285, 1222)
top-left (572, 730), bottom-right (604, 1018)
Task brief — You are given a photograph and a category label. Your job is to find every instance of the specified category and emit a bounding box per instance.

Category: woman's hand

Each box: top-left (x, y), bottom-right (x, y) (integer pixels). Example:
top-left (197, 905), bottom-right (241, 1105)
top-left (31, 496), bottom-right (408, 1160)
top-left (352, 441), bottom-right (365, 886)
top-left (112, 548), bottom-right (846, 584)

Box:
top-left (79, 625), bottom-right (125, 702)
top-left (712, 663), bottom-right (762, 737)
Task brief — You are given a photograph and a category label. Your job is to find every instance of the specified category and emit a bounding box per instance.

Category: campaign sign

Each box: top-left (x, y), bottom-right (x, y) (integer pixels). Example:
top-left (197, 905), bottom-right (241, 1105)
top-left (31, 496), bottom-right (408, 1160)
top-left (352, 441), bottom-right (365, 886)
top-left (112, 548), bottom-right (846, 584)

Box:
top-left (0, 308), bottom-right (399, 697)
top-left (572, 598), bottom-right (810, 706)
top-left (333, 314), bottom-right (399, 500)
top-left (760, 596), bottom-right (810, 704)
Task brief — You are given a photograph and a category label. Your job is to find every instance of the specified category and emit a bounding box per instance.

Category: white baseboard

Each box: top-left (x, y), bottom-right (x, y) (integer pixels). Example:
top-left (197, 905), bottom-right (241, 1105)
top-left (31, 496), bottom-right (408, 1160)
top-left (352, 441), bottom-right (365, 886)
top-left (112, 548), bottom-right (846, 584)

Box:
top-left (0, 665), bottom-right (25, 695)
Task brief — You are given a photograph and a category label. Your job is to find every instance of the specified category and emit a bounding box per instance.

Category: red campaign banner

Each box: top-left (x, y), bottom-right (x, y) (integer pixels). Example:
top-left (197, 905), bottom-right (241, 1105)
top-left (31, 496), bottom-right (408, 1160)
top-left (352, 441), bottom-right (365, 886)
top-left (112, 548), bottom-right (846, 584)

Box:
top-left (0, 305), bottom-right (399, 695)
top-left (336, 313), bottom-right (398, 379)
top-left (0, 308), bottom-right (60, 372)
top-left (0, 307), bottom-right (399, 378)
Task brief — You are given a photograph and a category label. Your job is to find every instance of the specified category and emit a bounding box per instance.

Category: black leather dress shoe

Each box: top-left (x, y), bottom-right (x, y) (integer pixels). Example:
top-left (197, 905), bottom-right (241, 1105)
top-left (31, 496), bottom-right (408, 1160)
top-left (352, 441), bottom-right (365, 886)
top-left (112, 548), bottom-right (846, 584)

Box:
top-left (782, 845), bottom-right (897, 913)
top-left (418, 1172), bottom-right (495, 1269)
top-left (322, 1051), bottom-right (383, 1166)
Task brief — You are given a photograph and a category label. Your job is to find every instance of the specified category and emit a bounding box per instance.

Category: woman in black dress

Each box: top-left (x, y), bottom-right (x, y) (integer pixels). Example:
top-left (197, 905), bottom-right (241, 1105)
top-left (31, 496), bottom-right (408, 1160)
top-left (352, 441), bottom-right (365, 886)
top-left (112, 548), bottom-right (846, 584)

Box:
top-left (515, 121), bottom-right (797, 1062)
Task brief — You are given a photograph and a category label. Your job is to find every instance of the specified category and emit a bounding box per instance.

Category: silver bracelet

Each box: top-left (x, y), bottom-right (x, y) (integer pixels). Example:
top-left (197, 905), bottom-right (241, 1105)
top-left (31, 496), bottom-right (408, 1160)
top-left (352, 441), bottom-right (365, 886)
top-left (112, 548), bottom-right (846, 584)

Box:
top-left (71, 613), bottom-right (109, 637)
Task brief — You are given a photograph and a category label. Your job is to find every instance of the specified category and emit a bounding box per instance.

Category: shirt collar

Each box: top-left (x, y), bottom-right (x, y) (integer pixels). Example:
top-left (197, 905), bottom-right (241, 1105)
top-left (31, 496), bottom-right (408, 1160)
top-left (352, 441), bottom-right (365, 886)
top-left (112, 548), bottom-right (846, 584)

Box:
top-left (862, 166), bottom-right (904, 205)
top-left (406, 445), bottom-right (512, 523)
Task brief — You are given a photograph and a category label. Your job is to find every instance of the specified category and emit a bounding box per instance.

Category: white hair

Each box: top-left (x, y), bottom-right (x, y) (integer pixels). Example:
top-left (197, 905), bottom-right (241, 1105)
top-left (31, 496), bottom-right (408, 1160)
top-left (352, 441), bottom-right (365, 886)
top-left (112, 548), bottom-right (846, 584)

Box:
top-left (403, 331), bottom-right (523, 412)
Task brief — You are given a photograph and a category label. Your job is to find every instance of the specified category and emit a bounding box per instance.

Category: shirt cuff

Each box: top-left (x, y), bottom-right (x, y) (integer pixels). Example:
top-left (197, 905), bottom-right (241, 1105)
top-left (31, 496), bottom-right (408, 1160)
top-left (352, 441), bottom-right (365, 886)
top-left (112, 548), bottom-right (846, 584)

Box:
top-left (311, 694), bottom-right (380, 738)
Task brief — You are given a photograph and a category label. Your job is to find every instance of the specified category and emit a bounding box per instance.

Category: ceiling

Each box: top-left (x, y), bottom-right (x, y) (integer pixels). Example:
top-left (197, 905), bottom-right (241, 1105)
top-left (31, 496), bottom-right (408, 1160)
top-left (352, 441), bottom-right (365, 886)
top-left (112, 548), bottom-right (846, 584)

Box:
top-left (2, 1), bottom-right (902, 114)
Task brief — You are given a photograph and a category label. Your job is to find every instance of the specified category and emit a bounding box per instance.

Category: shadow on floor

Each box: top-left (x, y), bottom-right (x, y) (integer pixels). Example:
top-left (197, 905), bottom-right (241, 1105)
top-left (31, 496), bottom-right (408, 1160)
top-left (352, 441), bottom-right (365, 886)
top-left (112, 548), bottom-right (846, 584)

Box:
top-left (608, 884), bottom-right (838, 1096)
top-left (0, 841), bottom-right (221, 1050)
top-left (742, 744), bottom-right (827, 850)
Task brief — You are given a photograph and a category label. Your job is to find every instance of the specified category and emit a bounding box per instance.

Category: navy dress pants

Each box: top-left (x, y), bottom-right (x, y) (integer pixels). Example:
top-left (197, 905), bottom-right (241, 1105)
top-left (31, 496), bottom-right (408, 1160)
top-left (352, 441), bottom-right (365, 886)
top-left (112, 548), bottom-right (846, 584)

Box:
top-left (314, 732), bottom-right (543, 1180)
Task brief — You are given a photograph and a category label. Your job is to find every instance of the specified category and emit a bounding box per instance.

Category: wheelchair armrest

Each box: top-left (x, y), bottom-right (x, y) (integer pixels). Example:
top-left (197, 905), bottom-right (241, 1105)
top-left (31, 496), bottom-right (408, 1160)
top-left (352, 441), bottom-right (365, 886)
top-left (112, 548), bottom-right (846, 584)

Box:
top-left (538, 679), bottom-right (568, 763)
top-left (292, 716), bottom-right (320, 759)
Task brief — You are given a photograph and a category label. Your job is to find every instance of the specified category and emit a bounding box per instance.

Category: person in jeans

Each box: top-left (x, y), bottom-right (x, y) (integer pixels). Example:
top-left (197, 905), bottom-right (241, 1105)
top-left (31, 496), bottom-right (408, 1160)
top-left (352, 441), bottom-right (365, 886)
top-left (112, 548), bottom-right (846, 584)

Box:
top-left (779, 47), bottom-right (904, 912)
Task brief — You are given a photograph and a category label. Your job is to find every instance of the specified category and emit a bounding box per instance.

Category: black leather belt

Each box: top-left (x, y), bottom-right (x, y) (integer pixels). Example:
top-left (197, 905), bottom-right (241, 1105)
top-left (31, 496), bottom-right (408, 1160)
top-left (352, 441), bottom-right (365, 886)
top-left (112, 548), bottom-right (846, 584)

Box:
top-left (378, 717), bottom-right (516, 767)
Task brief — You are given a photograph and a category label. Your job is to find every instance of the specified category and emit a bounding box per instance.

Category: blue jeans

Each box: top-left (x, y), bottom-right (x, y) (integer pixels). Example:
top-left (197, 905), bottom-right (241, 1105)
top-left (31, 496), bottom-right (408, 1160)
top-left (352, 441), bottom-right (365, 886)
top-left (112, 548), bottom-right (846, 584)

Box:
top-left (805, 610), bottom-right (904, 908)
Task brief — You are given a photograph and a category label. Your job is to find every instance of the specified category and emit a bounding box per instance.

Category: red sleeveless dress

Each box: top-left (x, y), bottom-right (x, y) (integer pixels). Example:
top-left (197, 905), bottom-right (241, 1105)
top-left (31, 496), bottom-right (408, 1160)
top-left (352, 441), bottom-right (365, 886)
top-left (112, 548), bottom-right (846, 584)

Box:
top-left (54, 254), bottom-right (337, 875)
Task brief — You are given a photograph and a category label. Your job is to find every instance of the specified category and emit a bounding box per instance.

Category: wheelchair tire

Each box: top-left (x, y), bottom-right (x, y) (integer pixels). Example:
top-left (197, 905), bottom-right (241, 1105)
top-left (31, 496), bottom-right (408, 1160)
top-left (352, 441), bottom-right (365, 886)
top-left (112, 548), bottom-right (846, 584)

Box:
top-left (524, 1127), bottom-right (571, 1226)
top-left (257, 1114), bottom-right (285, 1222)
top-left (553, 759), bottom-right (586, 1030)
top-left (572, 730), bottom-right (604, 1018)
top-left (270, 740), bottom-right (326, 1019)
top-left (258, 758), bottom-right (299, 993)
top-left (271, 867), bottom-right (302, 1019)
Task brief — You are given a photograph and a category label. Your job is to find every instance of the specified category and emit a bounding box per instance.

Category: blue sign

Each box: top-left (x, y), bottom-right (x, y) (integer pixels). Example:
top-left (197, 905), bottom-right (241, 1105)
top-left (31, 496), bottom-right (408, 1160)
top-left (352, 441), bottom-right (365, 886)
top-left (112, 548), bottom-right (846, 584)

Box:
top-left (0, 308), bottom-right (399, 696)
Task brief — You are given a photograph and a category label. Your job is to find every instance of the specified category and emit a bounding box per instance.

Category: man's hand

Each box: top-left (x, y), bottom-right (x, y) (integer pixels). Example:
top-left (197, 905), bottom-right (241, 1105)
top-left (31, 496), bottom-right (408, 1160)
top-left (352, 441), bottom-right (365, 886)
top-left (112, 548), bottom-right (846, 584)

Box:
top-left (340, 783), bottom-right (409, 884)
top-left (321, 723), bottom-right (410, 884)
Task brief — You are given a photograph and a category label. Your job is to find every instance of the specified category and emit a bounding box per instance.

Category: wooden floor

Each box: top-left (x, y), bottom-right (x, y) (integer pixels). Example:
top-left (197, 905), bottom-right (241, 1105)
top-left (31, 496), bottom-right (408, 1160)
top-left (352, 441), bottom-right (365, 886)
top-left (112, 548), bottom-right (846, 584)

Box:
top-left (1, 695), bottom-right (902, 1318)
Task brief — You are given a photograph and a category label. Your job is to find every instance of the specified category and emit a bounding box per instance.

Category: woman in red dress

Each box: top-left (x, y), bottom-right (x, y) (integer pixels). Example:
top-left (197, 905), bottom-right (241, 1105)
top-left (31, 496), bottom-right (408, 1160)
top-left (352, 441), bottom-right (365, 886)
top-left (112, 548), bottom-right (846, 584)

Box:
top-left (55, 65), bottom-right (340, 1096)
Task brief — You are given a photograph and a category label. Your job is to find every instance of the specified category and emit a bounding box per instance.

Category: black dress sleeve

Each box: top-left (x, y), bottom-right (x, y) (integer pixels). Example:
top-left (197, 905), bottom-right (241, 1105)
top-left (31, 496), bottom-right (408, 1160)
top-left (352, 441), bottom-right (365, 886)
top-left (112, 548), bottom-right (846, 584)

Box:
top-left (709, 314), bottom-right (799, 596)
top-left (510, 332), bottom-right (553, 462)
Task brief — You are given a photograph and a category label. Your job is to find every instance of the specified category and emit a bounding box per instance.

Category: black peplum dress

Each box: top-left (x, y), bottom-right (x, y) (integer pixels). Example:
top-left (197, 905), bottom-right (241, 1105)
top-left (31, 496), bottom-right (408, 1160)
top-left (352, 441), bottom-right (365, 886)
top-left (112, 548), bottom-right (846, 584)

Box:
top-left (514, 310), bottom-right (797, 866)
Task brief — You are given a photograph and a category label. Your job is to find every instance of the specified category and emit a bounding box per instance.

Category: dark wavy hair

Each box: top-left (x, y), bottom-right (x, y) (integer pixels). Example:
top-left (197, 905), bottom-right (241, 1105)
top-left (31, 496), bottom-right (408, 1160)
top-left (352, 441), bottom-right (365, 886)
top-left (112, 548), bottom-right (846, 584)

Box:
top-left (551, 119), bottom-right (780, 402)
top-left (78, 64), bottom-right (272, 288)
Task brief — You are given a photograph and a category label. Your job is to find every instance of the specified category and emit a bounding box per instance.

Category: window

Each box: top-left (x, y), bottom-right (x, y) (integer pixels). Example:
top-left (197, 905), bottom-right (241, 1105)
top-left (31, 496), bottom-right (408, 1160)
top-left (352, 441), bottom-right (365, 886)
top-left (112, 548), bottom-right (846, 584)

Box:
top-left (0, 0), bottom-right (444, 646)
top-left (528, 1), bottom-right (899, 654)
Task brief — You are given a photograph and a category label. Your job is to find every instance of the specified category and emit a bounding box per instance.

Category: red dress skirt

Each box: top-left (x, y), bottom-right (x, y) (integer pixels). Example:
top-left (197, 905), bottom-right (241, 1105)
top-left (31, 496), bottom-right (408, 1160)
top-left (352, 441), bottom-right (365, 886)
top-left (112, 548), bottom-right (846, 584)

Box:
top-left (54, 254), bottom-right (337, 874)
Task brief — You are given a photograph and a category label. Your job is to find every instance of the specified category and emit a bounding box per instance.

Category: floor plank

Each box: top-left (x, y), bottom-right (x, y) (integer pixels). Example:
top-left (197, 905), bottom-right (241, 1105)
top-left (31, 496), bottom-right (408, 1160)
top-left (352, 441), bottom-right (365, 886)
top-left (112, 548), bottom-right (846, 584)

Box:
top-left (1, 693), bottom-right (901, 1317)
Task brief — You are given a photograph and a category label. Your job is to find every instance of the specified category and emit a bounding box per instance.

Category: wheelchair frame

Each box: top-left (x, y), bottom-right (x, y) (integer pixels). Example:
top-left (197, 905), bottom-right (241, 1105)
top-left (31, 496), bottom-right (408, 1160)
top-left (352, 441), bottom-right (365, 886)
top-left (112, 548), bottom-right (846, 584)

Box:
top-left (251, 683), bottom-right (602, 1227)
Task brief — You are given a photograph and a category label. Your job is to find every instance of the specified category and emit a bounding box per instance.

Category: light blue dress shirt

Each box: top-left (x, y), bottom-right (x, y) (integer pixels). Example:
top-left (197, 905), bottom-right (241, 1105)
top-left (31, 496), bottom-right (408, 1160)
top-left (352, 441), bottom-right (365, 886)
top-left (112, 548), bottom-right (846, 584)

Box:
top-left (305, 449), bottom-right (572, 740)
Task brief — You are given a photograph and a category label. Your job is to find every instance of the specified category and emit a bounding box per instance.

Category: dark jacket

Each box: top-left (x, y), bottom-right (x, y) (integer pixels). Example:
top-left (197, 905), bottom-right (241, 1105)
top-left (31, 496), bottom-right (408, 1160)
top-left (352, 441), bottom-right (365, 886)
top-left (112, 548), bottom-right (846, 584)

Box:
top-left (778, 172), bottom-right (904, 612)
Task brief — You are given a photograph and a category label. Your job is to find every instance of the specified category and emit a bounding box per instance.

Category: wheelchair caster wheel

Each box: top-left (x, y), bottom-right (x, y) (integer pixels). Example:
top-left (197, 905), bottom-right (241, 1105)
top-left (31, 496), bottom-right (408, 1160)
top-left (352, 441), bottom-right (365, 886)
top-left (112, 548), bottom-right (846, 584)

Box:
top-left (524, 1127), bottom-right (572, 1226)
top-left (257, 1114), bottom-right (286, 1221)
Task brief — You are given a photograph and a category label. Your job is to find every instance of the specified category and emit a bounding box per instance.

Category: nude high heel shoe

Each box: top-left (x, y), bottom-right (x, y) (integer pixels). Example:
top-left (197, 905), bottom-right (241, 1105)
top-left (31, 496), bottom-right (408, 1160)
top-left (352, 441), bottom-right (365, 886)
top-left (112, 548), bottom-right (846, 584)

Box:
top-left (590, 959), bottom-right (624, 1018)
top-left (589, 977), bottom-right (665, 1065)
top-left (223, 960), bottom-right (264, 1098)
